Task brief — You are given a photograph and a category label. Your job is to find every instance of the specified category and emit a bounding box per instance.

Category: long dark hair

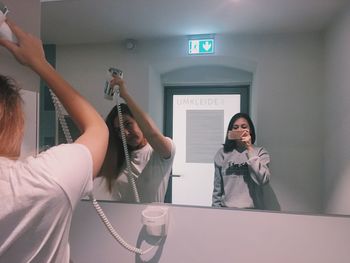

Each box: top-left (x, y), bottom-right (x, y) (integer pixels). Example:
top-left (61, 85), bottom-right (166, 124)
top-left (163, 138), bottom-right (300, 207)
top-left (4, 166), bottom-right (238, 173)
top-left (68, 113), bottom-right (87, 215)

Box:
top-left (100, 103), bottom-right (133, 192)
top-left (0, 75), bottom-right (24, 157)
top-left (223, 112), bottom-right (256, 153)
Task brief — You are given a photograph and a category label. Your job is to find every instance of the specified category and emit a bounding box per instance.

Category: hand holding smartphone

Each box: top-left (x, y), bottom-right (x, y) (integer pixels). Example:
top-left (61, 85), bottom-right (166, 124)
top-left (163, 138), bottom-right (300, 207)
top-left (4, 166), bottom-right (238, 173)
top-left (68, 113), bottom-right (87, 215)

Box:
top-left (228, 130), bottom-right (245, 140)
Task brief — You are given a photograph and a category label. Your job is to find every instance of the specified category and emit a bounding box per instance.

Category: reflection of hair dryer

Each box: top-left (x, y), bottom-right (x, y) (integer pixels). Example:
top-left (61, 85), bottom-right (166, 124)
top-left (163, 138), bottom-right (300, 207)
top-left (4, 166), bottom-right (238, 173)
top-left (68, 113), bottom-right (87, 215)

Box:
top-left (104, 67), bottom-right (123, 100)
top-left (0, 2), bottom-right (17, 42)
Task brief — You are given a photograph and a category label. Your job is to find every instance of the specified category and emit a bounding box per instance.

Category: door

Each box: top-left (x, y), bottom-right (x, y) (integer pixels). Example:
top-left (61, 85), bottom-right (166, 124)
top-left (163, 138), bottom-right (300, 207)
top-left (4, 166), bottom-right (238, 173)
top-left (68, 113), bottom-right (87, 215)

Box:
top-left (164, 85), bottom-right (249, 206)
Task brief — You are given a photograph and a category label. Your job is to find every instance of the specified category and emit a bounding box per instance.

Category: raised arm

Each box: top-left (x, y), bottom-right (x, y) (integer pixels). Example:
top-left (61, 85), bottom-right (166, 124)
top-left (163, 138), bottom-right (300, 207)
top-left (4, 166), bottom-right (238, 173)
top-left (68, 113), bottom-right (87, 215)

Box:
top-left (0, 20), bottom-right (108, 178)
top-left (246, 147), bottom-right (271, 185)
top-left (112, 76), bottom-right (172, 159)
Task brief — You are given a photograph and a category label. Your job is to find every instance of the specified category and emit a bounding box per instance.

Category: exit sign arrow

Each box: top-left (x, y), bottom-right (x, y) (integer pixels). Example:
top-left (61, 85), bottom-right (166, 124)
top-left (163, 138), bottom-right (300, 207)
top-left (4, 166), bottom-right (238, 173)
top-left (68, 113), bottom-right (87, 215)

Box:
top-left (189, 38), bottom-right (215, 55)
top-left (202, 41), bottom-right (212, 51)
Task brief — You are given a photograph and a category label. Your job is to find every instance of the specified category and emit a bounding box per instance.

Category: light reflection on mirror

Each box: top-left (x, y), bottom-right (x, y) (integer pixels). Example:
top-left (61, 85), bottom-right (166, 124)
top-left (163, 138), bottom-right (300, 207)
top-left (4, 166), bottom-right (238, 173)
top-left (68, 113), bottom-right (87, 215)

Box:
top-left (41, 0), bottom-right (350, 216)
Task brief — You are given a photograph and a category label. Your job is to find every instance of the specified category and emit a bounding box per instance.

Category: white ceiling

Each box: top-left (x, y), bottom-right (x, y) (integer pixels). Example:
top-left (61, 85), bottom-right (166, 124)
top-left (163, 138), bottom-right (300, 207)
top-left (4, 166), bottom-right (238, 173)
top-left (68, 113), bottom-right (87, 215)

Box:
top-left (41, 0), bottom-right (349, 45)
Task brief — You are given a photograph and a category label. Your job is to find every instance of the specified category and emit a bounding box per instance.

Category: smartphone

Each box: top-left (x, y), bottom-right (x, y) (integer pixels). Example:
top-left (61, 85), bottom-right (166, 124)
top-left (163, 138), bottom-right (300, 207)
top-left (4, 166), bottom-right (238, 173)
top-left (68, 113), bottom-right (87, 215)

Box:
top-left (227, 130), bottom-right (245, 140)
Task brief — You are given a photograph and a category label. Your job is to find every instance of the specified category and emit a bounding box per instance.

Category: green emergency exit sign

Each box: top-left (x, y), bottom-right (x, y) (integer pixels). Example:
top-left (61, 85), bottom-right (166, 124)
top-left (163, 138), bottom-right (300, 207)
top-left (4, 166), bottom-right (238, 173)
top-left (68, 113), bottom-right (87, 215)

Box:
top-left (188, 38), bottom-right (214, 55)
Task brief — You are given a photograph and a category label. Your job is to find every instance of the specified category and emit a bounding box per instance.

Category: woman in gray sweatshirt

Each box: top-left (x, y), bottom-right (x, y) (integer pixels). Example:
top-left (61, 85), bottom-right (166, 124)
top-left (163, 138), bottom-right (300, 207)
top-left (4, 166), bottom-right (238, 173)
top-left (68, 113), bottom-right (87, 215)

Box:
top-left (212, 113), bottom-right (271, 209)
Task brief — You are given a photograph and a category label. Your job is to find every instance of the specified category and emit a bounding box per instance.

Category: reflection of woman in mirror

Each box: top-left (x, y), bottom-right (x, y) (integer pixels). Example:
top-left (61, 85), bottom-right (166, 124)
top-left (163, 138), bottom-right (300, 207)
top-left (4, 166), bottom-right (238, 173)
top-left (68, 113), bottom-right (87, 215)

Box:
top-left (93, 76), bottom-right (175, 203)
top-left (212, 113), bottom-right (271, 209)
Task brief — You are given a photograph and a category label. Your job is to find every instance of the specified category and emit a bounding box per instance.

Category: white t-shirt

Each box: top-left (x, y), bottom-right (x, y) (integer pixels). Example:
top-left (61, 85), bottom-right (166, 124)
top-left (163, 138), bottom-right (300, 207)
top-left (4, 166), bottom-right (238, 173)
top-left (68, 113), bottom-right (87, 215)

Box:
top-left (0, 143), bottom-right (93, 263)
top-left (93, 138), bottom-right (175, 203)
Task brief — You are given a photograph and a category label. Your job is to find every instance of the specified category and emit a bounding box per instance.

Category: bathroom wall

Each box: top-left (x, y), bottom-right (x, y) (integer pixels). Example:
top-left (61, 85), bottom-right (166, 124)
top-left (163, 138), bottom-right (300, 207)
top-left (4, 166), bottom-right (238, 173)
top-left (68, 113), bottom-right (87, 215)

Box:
top-left (323, 2), bottom-right (350, 215)
top-left (70, 200), bottom-right (350, 263)
top-left (20, 90), bottom-right (38, 158)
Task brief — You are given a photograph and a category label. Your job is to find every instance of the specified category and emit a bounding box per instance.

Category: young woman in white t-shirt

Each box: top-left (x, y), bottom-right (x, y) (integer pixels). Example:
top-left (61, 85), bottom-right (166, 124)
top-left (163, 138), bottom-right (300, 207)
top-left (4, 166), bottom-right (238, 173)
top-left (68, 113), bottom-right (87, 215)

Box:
top-left (93, 76), bottom-right (175, 203)
top-left (0, 20), bottom-right (108, 262)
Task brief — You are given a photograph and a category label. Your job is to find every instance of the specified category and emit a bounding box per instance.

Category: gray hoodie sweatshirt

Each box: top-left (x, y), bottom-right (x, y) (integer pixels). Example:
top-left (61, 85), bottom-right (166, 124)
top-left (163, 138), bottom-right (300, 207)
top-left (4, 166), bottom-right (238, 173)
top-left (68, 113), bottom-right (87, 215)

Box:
top-left (212, 145), bottom-right (271, 209)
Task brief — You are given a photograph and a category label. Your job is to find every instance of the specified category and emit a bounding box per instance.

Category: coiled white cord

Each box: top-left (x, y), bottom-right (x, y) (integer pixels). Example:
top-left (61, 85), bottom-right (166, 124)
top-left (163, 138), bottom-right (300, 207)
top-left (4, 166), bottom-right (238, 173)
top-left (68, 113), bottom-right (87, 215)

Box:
top-left (115, 88), bottom-right (141, 203)
top-left (90, 195), bottom-right (157, 255)
top-left (49, 90), bottom-right (73, 144)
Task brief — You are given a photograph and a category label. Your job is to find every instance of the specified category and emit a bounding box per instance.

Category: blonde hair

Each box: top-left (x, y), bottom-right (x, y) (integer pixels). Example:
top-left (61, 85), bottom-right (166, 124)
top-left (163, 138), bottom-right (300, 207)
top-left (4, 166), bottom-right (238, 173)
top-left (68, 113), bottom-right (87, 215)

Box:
top-left (0, 75), bottom-right (24, 158)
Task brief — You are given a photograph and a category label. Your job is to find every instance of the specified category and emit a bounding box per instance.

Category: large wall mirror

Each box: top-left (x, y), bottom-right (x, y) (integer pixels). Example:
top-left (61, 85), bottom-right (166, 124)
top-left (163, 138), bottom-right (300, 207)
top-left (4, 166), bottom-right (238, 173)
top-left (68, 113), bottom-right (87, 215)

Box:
top-left (40, 0), bottom-right (350, 216)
